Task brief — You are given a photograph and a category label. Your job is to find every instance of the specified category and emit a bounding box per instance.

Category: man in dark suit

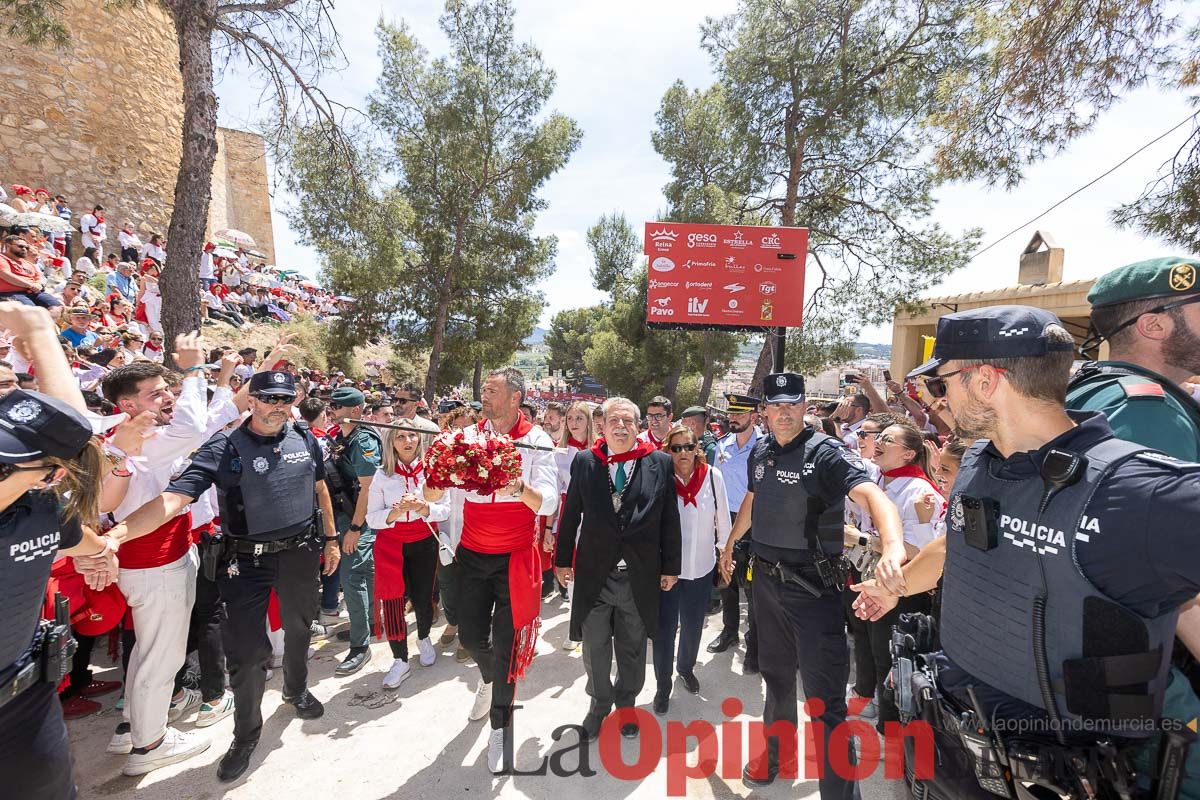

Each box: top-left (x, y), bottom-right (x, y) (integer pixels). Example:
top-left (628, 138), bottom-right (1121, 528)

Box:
top-left (556, 397), bottom-right (682, 741)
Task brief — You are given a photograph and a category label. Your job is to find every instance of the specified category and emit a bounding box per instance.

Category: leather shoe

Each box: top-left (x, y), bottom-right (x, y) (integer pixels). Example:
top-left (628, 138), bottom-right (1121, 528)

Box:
top-left (706, 631), bottom-right (738, 653)
top-left (284, 689), bottom-right (324, 719)
top-left (335, 648), bottom-right (370, 676)
top-left (621, 722), bottom-right (639, 739)
top-left (218, 740), bottom-right (258, 782)
top-left (653, 688), bottom-right (670, 716)
top-left (742, 758), bottom-right (778, 787)
top-left (679, 672), bottom-right (700, 695)
top-left (580, 708), bottom-right (608, 742)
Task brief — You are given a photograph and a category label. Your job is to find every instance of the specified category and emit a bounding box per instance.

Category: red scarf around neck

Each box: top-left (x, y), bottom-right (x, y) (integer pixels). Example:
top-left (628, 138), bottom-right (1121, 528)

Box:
top-left (590, 437), bottom-right (656, 465)
top-left (396, 459), bottom-right (422, 481)
top-left (883, 464), bottom-right (940, 494)
top-left (483, 415), bottom-right (533, 441)
top-left (567, 437), bottom-right (587, 450)
top-left (674, 462), bottom-right (709, 506)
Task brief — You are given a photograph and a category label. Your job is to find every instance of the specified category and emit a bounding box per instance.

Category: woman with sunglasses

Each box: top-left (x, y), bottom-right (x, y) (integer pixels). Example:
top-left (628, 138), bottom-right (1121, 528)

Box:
top-left (653, 424), bottom-right (730, 715)
top-left (365, 417), bottom-right (450, 690)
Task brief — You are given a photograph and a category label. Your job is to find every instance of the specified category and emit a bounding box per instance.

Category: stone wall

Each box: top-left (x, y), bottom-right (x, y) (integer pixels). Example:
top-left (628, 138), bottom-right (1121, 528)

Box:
top-left (0, 0), bottom-right (275, 260)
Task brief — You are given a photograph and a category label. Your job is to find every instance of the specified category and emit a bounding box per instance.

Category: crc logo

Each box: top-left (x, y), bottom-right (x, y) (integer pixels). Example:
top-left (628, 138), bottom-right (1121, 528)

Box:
top-left (683, 260), bottom-right (716, 269)
top-left (649, 228), bottom-right (677, 252)
top-left (722, 230), bottom-right (753, 249)
top-left (651, 256), bottom-right (676, 273)
top-left (686, 281), bottom-right (713, 289)
top-left (724, 283), bottom-right (745, 293)
top-left (687, 232), bottom-right (717, 248)
top-left (648, 279), bottom-right (679, 289)
top-left (688, 297), bottom-right (709, 314)
top-left (759, 281), bottom-right (777, 295)
top-left (761, 233), bottom-right (782, 249)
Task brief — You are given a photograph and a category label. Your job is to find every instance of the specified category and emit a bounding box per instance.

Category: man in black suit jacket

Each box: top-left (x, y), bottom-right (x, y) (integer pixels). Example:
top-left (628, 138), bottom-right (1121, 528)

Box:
top-left (556, 397), bottom-right (682, 742)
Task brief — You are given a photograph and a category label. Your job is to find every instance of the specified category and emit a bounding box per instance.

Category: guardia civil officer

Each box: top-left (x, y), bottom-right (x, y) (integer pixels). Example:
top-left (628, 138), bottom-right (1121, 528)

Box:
top-left (326, 387), bottom-right (383, 675)
top-left (109, 370), bottom-right (340, 783)
top-left (900, 306), bottom-right (1200, 798)
top-left (718, 373), bottom-right (905, 797)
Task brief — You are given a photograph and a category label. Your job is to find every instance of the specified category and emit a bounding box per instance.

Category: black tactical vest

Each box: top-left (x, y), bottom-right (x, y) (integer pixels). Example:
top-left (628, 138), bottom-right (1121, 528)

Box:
top-left (219, 422), bottom-right (317, 539)
top-left (941, 436), bottom-right (1182, 737)
top-left (750, 431), bottom-right (846, 557)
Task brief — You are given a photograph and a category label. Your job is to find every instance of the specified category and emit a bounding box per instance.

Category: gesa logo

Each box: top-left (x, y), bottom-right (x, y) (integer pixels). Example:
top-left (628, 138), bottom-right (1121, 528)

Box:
top-left (687, 232), bottom-right (717, 248)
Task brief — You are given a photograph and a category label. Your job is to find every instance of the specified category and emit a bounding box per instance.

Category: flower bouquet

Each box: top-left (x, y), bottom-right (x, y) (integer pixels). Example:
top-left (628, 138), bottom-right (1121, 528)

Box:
top-left (423, 426), bottom-right (523, 494)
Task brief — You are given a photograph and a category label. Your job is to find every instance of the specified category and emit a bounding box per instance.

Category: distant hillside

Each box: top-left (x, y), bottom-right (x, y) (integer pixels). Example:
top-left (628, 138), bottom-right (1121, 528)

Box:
top-left (854, 342), bottom-right (891, 359)
top-left (523, 326), bottom-right (548, 346)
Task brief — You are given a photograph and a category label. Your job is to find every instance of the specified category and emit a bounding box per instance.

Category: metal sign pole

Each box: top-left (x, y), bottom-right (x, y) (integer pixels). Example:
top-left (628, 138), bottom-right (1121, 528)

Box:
top-left (772, 326), bottom-right (787, 373)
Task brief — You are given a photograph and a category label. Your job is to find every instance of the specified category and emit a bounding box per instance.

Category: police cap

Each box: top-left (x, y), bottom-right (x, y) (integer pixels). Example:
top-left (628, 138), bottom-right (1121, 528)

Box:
top-left (0, 389), bottom-right (93, 463)
top-left (908, 305), bottom-right (1074, 378)
top-left (247, 370), bottom-right (297, 398)
top-left (724, 393), bottom-right (759, 414)
top-left (1087, 256), bottom-right (1200, 308)
top-left (679, 406), bottom-right (707, 420)
top-left (330, 387), bottom-right (366, 408)
top-left (763, 373), bottom-right (804, 404)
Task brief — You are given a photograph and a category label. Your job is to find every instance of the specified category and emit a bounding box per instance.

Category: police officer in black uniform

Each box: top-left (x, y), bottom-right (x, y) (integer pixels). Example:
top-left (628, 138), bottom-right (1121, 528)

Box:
top-left (719, 372), bottom-right (906, 797)
top-left (0, 388), bottom-right (122, 800)
top-left (111, 370), bottom-right (341, 783)
top-left (899, 306), bottom-right (1200, 798)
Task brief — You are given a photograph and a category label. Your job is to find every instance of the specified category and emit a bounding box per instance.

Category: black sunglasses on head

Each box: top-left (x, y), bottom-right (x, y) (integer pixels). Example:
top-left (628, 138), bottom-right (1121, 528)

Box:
top-left (253, 394), bottom-right (295, 405)
top-left (668, 443), bottom-right (697, 453)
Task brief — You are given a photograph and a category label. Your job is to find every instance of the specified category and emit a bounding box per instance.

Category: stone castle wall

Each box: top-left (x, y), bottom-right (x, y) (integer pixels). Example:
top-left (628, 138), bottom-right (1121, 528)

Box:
top-left (0, 0), bottom-right (274, 260)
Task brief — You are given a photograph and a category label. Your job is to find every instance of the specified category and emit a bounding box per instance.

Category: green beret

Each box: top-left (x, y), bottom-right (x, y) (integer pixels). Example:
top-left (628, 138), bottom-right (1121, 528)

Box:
top-left (1088, 256), bottom-right (1200, 308)
top-left (329, 387), bottom-right (365, 407)
top-left (680, 406), bottom-right (707, 419)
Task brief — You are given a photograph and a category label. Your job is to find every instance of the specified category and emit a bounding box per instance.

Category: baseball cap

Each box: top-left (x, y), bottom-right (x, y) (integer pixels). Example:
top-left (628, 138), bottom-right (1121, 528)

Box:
top-left (0, 390), bottom-right (93, 463)
top-left (908, 305), bottom-right (1075, 378)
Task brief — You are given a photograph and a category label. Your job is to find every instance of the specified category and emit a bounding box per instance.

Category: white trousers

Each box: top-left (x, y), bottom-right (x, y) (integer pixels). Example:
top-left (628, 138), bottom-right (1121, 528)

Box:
top-left (118, 547), bottom-right (198, 748)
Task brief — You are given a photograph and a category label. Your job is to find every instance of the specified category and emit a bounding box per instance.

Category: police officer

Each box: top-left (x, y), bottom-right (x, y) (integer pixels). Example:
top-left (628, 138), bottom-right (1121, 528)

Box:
top-left (719, 373), bottom-right (905, 796)
top-left (110, 370), bottom-right (340, 783)
top-left (708, 393), bottom-right (762, 668)
top-left (1071, 256), bottom-right (1200, 460)
top-left (326, 387), bottom-right (382, 675)
top-left (897, 306), bottom-right (1200, 798)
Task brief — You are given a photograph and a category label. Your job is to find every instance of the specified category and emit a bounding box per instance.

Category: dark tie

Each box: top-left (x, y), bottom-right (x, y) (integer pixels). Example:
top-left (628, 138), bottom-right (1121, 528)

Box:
top-left (614, 462), bottom-right (627, 493)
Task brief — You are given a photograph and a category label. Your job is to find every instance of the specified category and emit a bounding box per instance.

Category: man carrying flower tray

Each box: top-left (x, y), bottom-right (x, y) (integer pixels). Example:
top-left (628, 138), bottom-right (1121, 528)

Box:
top-left (422, 367), bottom-right (558, 776)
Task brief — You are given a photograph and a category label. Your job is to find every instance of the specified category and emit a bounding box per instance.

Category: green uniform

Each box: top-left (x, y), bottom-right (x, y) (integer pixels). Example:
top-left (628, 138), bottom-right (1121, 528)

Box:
top-left (1067, 361), bottom-right (1200, 461)
top-left (334, 422), bottom-right (382, 649)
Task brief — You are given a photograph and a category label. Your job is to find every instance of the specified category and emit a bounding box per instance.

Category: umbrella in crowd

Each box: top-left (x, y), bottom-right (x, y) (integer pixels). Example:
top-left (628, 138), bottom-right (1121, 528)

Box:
top-left (11, 211), bottom-right (71, 232)
top-left (244, 273), bottom-right (273, 288)
top-left (212, 246), bottom-right (239, 259)
top-left (0, 204), bottom-right (18, 224)
top-left (335, 295), bottom-right (356, 302)
top-left (214, 228), bottom-right (256, 248)
top-left (299, 279), bottom-right (321, 289)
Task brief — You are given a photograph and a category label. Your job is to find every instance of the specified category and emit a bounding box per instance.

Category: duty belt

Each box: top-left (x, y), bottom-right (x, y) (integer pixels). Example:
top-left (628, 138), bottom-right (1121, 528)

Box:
top-left (227, 531), bottom-right (314, 556)
top-left (749, 554), bottom-right (824, 598)
top-left (0, 660), bottom-right (41, 712)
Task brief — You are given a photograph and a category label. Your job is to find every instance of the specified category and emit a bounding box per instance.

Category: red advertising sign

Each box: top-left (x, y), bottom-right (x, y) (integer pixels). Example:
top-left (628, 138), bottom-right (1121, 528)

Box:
top-left (643, 222), bottom-right (808, 330)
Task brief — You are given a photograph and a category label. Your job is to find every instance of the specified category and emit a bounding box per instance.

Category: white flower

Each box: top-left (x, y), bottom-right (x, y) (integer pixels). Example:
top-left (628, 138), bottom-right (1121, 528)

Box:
top-left (450, 475), bottom-right (463, 485)
top-left (492, 455), bottom-right (501, 465)
top-left (477, 468), bottom-right (488, 477)
top-left (456, 455), bottom-right (466, 463)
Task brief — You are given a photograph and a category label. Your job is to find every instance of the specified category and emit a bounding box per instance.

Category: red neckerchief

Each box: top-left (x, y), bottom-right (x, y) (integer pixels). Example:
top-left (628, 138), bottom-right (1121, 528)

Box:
top-left (481, 415), bottom-right (533, 441)
top-left (143, 341), bottom-right (161, 353)
top-left (882, 464), bottom-right (940, 495)
top-left (567, 437), bottom-right (587, 450)
top-left (396, 460), bottom-right (423, 481)
top-left (645, 429), bottom-right (662, 447)
top-left (590, 437), bottom-right (656, 465)
top-left (674, 462), bottom-right (709, 506)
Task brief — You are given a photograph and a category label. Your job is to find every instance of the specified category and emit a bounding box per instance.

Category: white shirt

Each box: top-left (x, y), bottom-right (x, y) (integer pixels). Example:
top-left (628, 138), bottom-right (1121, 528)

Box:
top-left (555, 443), bottom-right (582, 495)
top-left (877, 474), bottom-right (945, 549)
top-left (674, 466), bottom-right (732, 580)
top-left (462, 420), bottom-right (558, 517)
top-left (842, 418), bottom-right (864, 451)
top-left (118, 230), bottom-right (142, 251)
top-left (365, 467), bottom-right (451, 530)
top-left (199, 251), bottom-right (215, 280)
top-left (142, 242), bottom-right (166, 263)
top-left (80, 213), bottom-right (105, 247)
top-left (203, 290), bottom-right (224, 311)
top-left (113, 376), bottom-right (210, 522)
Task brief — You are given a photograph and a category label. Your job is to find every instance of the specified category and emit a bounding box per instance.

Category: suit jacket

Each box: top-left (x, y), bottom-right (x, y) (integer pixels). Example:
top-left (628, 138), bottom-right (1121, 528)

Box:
top-left (556, 448), bottom-right (682, 641)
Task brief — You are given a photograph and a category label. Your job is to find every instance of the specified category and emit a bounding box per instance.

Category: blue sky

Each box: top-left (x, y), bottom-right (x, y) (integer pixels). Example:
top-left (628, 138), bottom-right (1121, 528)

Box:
top-left (214, 0), bottom-right (1198, 344)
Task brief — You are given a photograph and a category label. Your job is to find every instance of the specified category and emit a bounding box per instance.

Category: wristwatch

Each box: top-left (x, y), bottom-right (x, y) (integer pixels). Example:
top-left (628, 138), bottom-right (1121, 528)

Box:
top-left (323, 536), bottom-right (339, 543)
top-left (348, 523), bottom-right (363, 533)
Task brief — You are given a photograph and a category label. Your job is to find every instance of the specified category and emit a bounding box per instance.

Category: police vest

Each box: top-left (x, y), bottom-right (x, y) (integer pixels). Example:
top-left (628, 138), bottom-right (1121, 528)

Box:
top-left (750, 431), bottom-right (845, 557)
top-left (219, 423), bottom-right (317, 539)
top-left (941, 437), bottom-right (1180, 736)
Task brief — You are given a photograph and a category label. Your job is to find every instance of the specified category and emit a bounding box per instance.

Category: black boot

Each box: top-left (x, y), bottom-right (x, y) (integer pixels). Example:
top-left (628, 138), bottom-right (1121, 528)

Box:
top-left (218, 739), bottom-right (258, 782)
top-left (284, 689), bottom-right (325, 719)
top-left (706, 630), bottom-right (738, 653)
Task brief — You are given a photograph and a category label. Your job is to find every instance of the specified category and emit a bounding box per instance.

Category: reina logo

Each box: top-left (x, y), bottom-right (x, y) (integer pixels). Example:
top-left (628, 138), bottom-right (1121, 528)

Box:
top-left (723, 230), bottom-right (753, 249)
top-left (650, 228), bottom-right (678, 252)
top-left (688, 297), bottom-right (709, 314)
top-left (761, 233), bottom-right (782, 249)
top-left (687, 232), bottom-right (717, 248)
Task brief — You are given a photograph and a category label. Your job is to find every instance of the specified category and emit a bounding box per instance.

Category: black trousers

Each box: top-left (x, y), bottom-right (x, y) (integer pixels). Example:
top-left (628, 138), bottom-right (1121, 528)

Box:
top-left (0, 684), bottom-right (75, 799)
top-left (582, 569), bottom-right (648, 711)
top-left (866, 592), bottom-right (931, 730)
top-left (65, 633), bottom-right (97, 698)
top-left (754, 565), bottom-right (861, 800)
top-left (173, 567), bottom-right (226, 702)
top-left (438, 560), bottom-right (461, 627)
top-left (217, 544), bottom-right (320, 744)
top-left (842, 584), bottom-right (875, 698)
top-left (456, 546), bottom-right (516, 730)
top-left (387, 536), bottom-right (439, 662)
top-left (721, 517), bottom-right (758, 662)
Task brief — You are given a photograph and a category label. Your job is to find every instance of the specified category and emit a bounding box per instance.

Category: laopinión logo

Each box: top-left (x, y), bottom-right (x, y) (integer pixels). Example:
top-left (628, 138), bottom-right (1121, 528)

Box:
top-left (497, 696), bottom-right (935, 795)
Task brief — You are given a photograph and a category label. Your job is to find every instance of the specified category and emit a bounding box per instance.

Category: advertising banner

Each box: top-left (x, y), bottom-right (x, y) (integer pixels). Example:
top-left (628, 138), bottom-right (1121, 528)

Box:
top-left (643, 222), bottom-right (808, 330)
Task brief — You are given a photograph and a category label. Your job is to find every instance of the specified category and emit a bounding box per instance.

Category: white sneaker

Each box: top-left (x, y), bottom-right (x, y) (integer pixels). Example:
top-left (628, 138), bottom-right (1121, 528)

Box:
top-left (487, 727), bottom-right (507, 774)
top-left (418, 637), bottom-right (436, 667)
top-left (167, 687), bottom-right (203, 723)
top-left (469, 681), bottom-right (493, 722)
top-left (265, 668), bottom-right (274, 681)
top-left (382, 659), bottom-right (411, 690)
top-left (310, 621), bottom-right (334, 640)
top-left (107, 724), bottom-right (132, 754)
top-left (122, 728), bottom-right (210, 776)
top-left (562, 637), bottom-right (580, 651)
top-left (194, 690), bottom-right (235, 728)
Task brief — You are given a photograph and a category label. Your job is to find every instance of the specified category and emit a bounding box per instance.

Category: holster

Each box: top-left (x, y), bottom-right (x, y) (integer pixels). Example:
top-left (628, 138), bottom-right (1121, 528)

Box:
top-left (199, 529), bottom-right (226, 582)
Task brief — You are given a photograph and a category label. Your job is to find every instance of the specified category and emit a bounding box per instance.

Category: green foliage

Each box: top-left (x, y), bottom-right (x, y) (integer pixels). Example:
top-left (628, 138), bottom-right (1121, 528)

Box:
top-left (2, 0), bottom-right (70, 47)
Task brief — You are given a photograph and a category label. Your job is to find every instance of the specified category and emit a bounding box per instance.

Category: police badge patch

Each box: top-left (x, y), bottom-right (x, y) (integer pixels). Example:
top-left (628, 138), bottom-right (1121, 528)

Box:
top-left (272, 373), bottom-right (286, 383)
top-left (7, 400), bottom-right (40, 423)
top-left (775, 375), bottom-right (787, 387)
top-left (754, 462), bottom-right (765, 482)
top-left (252, 456), bottom-right (270, 474)
top-left (949, 493), bottom-right (965, 531)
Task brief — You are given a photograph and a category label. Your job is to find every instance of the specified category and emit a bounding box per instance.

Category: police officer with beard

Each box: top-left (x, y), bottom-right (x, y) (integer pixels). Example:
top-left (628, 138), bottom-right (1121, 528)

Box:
top-left (110, 371), bottom-right (340, 783)
top-left (889, 306), bottom-right (1200, 798)
top-left (719, 373), bottom-right (906, 797)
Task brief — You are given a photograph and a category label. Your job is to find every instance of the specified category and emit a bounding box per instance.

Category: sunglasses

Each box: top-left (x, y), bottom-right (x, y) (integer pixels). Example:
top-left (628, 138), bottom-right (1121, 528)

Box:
top-left (253, 394), bottom-right (295, 405)
top-left (0, 463), bottom-right (58, 483)
top-left (855, 429), bottom-right (879, 439)
top-left (668, 443), bottom-right (697, 453)
top-left (924, 365), bottom-right (1008, 399)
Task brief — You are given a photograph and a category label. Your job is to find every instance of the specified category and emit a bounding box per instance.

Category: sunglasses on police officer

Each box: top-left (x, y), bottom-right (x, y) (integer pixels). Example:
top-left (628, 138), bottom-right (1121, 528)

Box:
top-left (924, 365), bottom-right (1008, 399)
top-left (252, 394), bottom-right (296, 405)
